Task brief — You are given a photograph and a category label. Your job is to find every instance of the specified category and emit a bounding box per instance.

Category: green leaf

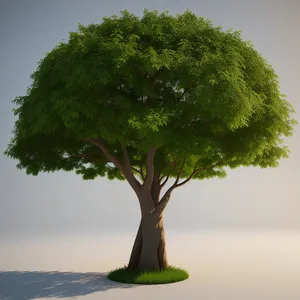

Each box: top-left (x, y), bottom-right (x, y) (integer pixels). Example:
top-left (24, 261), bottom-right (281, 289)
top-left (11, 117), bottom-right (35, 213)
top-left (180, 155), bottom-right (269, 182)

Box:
top-left (3, 8), bottom-right (296, 186)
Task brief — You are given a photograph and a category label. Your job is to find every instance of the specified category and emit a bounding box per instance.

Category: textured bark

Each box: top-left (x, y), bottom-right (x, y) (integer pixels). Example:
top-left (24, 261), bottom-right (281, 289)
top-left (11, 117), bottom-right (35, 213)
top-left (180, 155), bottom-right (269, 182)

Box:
top-left (157, 216), bottom-right (168, 269)
top-left (128, 213), bottom-right (168, 271)
top-left (138, 213), bottom-right (168, 271)
top-left (128, 221), bottom-right (142, 269)
top-left (150, 172), bottom-right (160, 204)
top-left (127, 165), bottom-right (170, 271)
top-left (156, 190), bottom-right (172, 215)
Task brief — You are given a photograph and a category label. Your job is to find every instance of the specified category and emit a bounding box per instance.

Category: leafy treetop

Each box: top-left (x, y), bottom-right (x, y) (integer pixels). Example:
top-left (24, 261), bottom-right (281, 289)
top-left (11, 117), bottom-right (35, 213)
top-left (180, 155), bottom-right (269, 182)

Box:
top-left (4, 9), bottom-right (297, 189)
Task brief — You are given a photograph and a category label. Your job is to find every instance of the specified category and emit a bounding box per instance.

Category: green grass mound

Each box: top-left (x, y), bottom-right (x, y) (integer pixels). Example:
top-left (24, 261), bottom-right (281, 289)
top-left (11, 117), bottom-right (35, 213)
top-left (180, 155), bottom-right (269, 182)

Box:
top-left (107, 265), bottom-right (189, 285)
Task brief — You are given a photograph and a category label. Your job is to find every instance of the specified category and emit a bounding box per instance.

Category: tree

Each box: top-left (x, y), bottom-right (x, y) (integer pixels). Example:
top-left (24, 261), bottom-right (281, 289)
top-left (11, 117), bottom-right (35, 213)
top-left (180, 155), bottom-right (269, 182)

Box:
top-left (4, 9), bottom-right (297, 271)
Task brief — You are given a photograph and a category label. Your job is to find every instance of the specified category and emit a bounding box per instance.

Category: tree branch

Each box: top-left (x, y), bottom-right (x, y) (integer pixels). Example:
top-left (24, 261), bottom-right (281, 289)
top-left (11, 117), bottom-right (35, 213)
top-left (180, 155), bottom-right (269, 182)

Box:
top-left (150, 172), bottom-right (161, 205)
top-left (156, 159), bottom-right (225, 215)
top-left (155, 159), bottom-right (185, 215)
top-left (175, 160), bottom-right (224, 188)
top-left (85, 139), bottom-right (124, 170)
top-left (120, 143), bottom-right (130, 167)
top-left (155, 185), bottom-right (175, 216)
top-left (140, 164), bottom-right (145, 181)
top-left (157, 150), bottom-right (178, 188)
top-left (121, 143), bottom-right (150, 183)
top-left (120, 142), bottom-right (145, 191)
top-left (158, 161), bottom-right (177, 182)
top-left (159, 163), bottom-right (179, 190)
top-left (131, 166), bottom-right (144, 180)
top-left (174, 159), bottom-right (186, 185)
top-left (142, 146), bottom-right (157, 189)
top-left (159, 175), bottom-right (170, 190)
top-left (85, 138), bottom-right (141, 193)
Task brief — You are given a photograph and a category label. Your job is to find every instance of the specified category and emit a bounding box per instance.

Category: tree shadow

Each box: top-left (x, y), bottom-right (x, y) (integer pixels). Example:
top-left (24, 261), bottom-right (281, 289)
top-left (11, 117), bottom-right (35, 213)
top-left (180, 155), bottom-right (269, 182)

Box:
top-left (0, 270), bottom-right (139, 299)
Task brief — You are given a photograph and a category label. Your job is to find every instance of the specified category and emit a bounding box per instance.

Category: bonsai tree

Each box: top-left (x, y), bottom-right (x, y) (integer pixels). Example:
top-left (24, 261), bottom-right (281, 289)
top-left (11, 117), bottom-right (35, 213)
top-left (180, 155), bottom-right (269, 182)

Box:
top-left (4, 9), bottom-right (297, 274)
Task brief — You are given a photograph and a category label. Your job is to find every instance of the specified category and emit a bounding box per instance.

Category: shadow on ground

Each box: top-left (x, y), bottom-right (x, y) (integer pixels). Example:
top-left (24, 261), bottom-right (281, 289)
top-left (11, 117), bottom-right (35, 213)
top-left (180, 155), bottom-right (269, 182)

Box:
top-left (0, 270), bottom-right (138, 299)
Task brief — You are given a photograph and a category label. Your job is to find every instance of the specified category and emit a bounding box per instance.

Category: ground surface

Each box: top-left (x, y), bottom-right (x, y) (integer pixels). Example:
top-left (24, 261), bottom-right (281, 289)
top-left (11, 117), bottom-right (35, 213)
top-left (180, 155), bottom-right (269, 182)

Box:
top-left (1, 230), bottom-right (300, 300)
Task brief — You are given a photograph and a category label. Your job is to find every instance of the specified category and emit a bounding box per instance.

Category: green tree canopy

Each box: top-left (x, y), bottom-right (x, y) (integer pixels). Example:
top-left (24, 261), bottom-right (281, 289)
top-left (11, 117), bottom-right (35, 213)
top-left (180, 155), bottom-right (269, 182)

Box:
top-left (4, 9), bottom-right (297, 186)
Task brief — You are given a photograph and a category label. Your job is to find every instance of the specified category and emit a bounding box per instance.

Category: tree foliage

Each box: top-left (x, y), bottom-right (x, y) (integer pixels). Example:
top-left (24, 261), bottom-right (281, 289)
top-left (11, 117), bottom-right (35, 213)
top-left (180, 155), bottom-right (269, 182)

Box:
top-left (4, 9), bottom-right (297, 186)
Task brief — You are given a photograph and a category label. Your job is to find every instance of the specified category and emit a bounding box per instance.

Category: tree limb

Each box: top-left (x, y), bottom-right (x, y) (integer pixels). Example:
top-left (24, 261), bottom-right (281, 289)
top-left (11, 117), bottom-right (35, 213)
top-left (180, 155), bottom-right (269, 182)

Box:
top-left (140, 164), bottom-right (145, 181)
top-left (120, 143), bottom-right (130, 168)
top-left (175, 160), bottom-right (224, 188)
top-left (120, 142), bottom-right (142, 183)
top-left (85, 138), bottom-right (141, 193)
top-left (85, 139), bottom-right (124, 169)
top-left (131, 166), bottom-right (144, 180)
top-left (155, 185), bottom-right (174, 216)
top-left (158, 161), bottom-right (177, 182)
top-left (157, 150), bottom-right (178, 187)
top-left (155, 159), bottom-right (185, 215)
top-left (159, 163), bottom-right (179, 190)
top-left (150, 172), bottom-right (161, 205)
top-left (159, 174), bottom-right (170, 190)
top-left (156, 159), bottom-right (225, 215)
top-left (142, 146), bottom-right (157, 189)
top-left (174, 159), bottom-right (186, 185)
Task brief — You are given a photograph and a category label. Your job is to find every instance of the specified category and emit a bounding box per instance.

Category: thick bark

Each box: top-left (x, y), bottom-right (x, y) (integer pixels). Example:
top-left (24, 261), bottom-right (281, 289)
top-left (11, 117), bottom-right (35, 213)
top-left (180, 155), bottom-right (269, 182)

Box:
top-left (157, 216), bottom-right (168, 269)
top-left (128, 213), bottom-right (168, 271)
top-left (139, 213), bottom-right (168, 271)
top-left (128, 221), bottom-right (142, 269)
top-left (150, 172), bottom-right (160, 205)
top-left (128, 173), bottom-right (164, 270)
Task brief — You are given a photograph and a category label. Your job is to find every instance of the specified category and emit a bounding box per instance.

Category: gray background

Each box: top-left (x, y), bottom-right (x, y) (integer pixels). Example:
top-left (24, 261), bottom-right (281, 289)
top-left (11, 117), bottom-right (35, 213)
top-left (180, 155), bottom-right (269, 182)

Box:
top-left (0, 0), bottom-right (299, 237)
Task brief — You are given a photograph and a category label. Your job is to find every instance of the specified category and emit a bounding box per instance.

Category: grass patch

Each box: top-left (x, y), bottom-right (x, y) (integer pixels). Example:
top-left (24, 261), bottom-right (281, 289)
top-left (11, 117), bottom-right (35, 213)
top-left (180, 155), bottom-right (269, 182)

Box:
top-left (107, 265), bottom-right (189, 285)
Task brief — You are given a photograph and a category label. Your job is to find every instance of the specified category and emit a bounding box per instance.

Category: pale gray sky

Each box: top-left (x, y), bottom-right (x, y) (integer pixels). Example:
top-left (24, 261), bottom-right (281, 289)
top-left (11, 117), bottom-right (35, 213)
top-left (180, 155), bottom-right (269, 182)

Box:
top-left (0, 0), bottom-right (299, 237)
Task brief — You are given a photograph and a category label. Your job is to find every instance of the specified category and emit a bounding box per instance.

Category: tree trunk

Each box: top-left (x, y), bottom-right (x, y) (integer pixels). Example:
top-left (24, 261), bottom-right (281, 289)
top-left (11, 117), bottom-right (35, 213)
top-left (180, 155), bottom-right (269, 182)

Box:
top-left (128, 213), bottom-right (168, 271)
top-left (128, 221), bottom-right (142, 269)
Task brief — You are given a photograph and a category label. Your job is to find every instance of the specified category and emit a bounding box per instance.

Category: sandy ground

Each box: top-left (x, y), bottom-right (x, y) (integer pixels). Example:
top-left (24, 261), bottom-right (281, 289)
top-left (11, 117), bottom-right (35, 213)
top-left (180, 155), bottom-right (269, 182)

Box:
top-left (0, 230), bottom-right (300, 300)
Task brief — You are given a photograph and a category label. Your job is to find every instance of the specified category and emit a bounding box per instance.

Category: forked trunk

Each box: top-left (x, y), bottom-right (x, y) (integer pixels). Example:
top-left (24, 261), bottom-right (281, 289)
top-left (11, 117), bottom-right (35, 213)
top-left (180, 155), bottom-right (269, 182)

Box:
top-left (128, 213), bottom-right (168, 271)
